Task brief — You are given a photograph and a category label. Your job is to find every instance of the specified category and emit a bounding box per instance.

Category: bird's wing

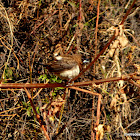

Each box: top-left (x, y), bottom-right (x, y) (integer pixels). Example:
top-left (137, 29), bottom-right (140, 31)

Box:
top-left (48, 58), bottom-right (77, 72)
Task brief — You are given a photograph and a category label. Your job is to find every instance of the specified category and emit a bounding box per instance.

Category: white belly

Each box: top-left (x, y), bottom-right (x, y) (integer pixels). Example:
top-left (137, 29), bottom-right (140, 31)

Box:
top-left (60, 65), bottom-right (80, 79)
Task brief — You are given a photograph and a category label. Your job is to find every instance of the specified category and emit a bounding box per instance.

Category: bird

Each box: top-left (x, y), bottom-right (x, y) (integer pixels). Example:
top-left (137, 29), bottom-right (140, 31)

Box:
top-left (36, 45), bottom-right (88, 81)
top-left (47, 53), bottom-right (82, 80)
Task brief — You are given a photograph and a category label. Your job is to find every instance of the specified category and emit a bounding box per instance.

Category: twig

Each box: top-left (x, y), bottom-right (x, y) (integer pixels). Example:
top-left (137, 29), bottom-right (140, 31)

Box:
top-left (94, 0), bottom-right (100, 74)
top-left (0, 75), bottom-right (140, 89)
top-left (120, 0), bottom-right (136, 25)
top-left (95, 94), bottom-right (102, 140)
top-left (70, 0), bottom-right (137, 82)
top-left (69, 86), bottom-right (101, 140)
top-left (24, 88), bottom-right (50, 140)
top-left (128, 79), bottom-right (140, 88)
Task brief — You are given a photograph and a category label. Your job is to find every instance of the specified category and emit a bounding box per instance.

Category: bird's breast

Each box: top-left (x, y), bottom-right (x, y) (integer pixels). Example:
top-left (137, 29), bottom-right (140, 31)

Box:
top-left (59, 65), bottom-right (80, 79)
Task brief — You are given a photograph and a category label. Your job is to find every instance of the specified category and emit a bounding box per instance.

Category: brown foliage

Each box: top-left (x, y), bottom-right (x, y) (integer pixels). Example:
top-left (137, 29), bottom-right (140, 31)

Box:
top-left (0, 0), bottom-right (139, 139)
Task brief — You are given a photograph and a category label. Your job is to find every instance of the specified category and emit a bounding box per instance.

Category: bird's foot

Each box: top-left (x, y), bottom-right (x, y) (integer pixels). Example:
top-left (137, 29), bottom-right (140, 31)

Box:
top-left (66, 81), bottom-right (74, 86)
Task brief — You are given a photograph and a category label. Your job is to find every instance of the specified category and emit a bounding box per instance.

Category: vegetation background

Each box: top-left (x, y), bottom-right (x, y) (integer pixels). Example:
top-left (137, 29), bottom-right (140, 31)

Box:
top-left (0, 0), bottom-right (139, 139)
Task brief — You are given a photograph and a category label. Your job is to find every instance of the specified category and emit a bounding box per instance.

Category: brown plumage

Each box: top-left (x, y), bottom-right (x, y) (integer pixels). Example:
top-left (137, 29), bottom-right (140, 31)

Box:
top-left (47, 54), bottom-right (82, 80)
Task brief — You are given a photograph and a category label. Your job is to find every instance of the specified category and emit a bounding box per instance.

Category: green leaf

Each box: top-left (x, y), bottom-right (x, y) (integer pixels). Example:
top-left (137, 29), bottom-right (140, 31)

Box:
top-left (39, 74), bottom-right (48, 81)
top-left (36, 106), bottom-right (40, 114)
top-left (52, 92), bottom-right (56, 96)
top-left (54, 87), bottom-right (64, 92)
top-left (27, 109), bottom-right (31, 117)
top-left (67, 1), bottom-right (76, 8)
top-left (39, 0), bottom-right (42, 7)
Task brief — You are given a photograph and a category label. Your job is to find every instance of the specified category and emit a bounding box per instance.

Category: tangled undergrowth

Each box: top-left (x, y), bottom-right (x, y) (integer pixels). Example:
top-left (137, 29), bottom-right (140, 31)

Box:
top-left (0, 0), bottom-right (139, 139)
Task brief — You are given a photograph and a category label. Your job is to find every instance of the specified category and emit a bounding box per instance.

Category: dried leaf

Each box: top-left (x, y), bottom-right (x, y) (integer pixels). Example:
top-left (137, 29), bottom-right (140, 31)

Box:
top-left (134, 64), bottom-right (140, 74)
top-left (118, 36), bottom-right (128, 47)
top-left (51, 97), bottom-right (65, 115)
top-left (110, 95), bottom-right (118, 111)
top-left (109, 40), bottom-right (119, 57)
top-left (94, 124), bottom-right (104, 140)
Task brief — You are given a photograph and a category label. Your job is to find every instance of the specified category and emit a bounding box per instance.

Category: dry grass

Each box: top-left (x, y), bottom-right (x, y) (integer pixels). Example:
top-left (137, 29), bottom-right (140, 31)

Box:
top-left (0, 0), bottom-right (139, 139)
